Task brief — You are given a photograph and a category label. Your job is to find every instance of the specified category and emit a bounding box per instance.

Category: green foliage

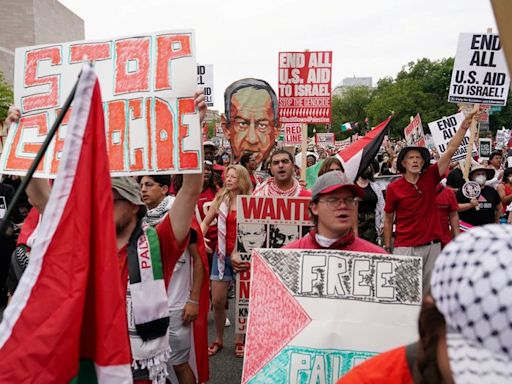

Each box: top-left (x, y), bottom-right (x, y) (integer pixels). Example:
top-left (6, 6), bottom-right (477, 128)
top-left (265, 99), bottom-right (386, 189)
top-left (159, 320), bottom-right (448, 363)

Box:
top-left (366, 58), bottom-right (458, 138)
top-left (0, 71), bottom-right (13, 121)
top-left (489, 89), bottom-right (512, 132)
top-left (206, 118), bottom-right (219, 139)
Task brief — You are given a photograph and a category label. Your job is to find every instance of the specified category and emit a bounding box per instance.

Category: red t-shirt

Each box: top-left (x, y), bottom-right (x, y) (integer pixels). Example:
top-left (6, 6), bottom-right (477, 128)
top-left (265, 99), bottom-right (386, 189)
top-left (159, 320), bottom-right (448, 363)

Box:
top-left (435, 185), bottom-right (458, 247)
top-left (501, 183), bottom-right (512, 213)
top-left (285, 232), bottom-right (386, 254)
top-left (337, 346), bottom-right (412, 384)
top-left (384, 164), bottom-right (442, 247)
top-left (117, 217), bottom-right (188, 296)
top-left (225, 210), bottom-right (237, 256)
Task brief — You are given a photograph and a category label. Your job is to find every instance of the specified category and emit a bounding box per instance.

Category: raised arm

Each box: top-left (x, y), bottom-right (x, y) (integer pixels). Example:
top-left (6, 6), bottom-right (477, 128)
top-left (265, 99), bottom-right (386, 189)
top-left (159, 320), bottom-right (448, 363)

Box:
top-left (168, 90), bottom-right (207, 244)
top-left (438, 108), bottom-right (478, 177)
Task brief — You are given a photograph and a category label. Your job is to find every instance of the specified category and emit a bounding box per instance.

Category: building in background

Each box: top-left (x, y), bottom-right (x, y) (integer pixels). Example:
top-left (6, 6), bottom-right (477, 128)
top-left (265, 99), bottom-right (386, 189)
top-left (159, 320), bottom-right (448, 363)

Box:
top-left (332, 76), bottom-right (373, 98)
top-left (0, 0), bottom-right (84, 85)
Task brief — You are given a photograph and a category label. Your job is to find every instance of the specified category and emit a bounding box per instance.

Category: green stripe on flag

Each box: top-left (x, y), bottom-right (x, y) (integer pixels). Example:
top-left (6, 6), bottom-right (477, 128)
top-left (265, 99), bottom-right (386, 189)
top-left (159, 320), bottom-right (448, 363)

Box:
top-left (306, 160), bottom-right (323, 189)
top-left (69, 359), bottom-right (98, 384)
top-left (146, 226), bottom-right (163, 280)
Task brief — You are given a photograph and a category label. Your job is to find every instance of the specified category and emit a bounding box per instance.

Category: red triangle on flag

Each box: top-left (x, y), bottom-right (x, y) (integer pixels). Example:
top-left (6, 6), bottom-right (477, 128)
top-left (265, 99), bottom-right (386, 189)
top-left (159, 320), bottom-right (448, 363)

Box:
top-left (242, 251), bottom-right (311, 383)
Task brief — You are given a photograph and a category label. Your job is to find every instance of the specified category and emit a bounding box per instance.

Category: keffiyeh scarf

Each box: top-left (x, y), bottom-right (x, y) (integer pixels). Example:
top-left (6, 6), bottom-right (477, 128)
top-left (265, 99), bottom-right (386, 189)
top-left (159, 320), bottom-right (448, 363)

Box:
top-left (127, 219), bottom-right (170, 383)
top-left (253, 177), bottom-right (301, 196)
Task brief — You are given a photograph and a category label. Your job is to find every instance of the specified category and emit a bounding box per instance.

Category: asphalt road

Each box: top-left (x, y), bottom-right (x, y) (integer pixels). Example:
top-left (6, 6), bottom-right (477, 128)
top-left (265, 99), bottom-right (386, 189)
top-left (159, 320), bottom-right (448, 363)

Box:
top-left (207, 295), bottom-right (244, 383)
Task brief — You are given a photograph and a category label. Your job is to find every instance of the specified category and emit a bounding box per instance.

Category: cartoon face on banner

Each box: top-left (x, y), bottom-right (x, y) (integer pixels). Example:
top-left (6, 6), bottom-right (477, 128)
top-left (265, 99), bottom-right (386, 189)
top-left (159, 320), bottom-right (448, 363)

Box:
top-left (222, 79), bottom-right (279, 164)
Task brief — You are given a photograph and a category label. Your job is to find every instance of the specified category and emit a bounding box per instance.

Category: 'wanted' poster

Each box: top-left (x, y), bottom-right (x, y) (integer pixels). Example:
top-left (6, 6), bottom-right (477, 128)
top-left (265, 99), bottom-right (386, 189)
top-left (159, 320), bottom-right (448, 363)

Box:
top-left (235, 196), bottom-right (313, 334)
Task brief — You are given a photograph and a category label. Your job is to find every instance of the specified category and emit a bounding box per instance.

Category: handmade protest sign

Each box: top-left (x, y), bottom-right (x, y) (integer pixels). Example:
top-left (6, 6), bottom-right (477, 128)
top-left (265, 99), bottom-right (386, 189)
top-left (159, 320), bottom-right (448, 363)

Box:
top-left (448, 33), bottom-right (510, 106)
top-left (428, 112), bottom-right (477, 162)
top-left (403, 114), bottom-right (426, 147)
top-left (278, 51), bottom-right (332, 124)
top-left (283, 123), bottom-right (302, 145)
top-left (242, 249), bottom-right (422, 383)
top-left (197, 64), bottom-right (213, 107)
top-left (315, 132), bottom-right (335, 147)
top-left (235, 196), bottom-right (313, 334)
top-left (0, 30), bottom-right (201, 177)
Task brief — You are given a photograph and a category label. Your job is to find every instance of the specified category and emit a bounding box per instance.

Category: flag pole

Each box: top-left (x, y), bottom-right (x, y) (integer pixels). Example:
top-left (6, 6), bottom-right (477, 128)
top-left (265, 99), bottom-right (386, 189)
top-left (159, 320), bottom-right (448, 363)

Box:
top-left (0, 70), bottom-right (83, 235)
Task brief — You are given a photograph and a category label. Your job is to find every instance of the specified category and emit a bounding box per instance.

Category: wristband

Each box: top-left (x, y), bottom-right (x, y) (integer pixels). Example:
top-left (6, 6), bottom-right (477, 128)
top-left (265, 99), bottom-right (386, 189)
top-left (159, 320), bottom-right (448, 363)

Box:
top-left (187, 299), bottom-right (199, 305)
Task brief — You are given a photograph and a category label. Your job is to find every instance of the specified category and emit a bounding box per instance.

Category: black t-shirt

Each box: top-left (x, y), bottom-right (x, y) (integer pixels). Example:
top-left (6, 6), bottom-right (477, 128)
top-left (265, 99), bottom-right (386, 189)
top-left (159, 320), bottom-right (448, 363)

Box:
top-left (456, 186), bottom-right (500, 226)
top-left (446, 168), bottom-right (465, 190)
top-left (359, 184), bottom-right (378, 214)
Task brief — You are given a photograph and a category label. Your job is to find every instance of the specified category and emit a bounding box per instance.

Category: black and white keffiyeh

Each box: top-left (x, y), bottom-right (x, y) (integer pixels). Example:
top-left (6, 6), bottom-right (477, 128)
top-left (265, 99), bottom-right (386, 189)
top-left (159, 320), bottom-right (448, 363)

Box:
top-left (431, 224), bottom-right (512, 383)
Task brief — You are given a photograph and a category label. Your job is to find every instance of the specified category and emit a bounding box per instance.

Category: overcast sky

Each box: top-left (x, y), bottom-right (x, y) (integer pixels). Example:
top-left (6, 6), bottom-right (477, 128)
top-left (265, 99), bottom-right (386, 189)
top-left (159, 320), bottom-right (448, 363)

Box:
top-left (59, 0), bottom-right (498, 110)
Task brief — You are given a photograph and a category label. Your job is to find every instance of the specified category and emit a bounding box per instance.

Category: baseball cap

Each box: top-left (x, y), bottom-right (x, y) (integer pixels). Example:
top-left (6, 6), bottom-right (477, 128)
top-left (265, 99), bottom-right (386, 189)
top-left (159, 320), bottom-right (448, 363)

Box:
top-left (431, 224), bottom-right (512, 383)
top-left (311, 171), bottom-right (364, 201)
top-left (111, 177), bottom-right (145, 206)
top-left (203, 141), bottom-right (216, 148)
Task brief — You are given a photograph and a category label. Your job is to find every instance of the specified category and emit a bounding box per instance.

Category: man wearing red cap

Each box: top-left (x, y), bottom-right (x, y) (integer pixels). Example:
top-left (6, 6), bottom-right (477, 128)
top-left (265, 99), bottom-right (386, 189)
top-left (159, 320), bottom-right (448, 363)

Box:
top-left (383, 111), bottom-right (477, 293)
top-left (284, 171), bottom-right (385, 253)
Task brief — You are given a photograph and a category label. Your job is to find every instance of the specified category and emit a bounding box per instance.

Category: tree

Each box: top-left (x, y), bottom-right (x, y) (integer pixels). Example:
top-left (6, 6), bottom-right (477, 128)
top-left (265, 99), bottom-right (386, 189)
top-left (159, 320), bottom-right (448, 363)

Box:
top-left (0, 71), bottom-right (13, 121)
top-left (489, 89), bottom-right (512, 132)
top-left (366, 58), bottom-right (458, 138)
top-left (331, 86), bottom-right (372, 139)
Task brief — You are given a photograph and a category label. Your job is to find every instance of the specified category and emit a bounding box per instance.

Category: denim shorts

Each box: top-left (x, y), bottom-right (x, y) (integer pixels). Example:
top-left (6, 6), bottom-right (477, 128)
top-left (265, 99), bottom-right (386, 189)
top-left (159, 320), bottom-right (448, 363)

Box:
top-left (210, 251), bottom-right (234, 281)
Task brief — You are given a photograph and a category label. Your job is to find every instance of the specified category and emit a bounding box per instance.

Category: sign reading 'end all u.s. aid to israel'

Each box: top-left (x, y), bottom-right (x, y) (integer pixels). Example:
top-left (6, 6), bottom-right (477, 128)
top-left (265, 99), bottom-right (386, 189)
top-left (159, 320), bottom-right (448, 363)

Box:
top-left (242, 248), bottom-right (422, 384)
top-left (0, 30), bottom-right (202, 178)
top-left (448, 33), bottom-right (510, 106)
top-left (278, 51), bottom-right (332, 124)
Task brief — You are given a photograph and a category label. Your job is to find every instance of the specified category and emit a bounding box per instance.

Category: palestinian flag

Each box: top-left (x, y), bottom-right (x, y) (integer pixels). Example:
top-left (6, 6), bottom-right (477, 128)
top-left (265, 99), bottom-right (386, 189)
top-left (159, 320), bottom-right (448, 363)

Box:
top-left (341, 122), bottom-right (357, 132)
top-left (0, 65), bottom-right (132, 382)
top-left (336, 116), bottom-right (392, 182)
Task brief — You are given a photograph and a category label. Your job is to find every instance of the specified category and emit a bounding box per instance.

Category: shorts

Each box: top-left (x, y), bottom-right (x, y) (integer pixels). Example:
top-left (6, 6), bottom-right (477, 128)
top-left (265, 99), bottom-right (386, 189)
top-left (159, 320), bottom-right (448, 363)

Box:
top-left (167, 309), bottom-right (191, 365)
top-left (210, 251), bottom-right (234, 281)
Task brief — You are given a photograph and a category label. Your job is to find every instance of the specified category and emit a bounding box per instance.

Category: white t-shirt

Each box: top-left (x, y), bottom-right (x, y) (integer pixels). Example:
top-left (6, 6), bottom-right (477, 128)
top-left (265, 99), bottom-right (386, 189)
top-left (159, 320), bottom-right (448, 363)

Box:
top-left (167, 249), bottom-right (191, 311)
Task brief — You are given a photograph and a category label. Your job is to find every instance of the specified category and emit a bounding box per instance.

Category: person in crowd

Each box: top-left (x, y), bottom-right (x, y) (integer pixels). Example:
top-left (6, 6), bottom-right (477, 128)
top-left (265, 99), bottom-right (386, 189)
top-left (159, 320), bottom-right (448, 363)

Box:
top-left (240, 151), bottom-right (263, 188)
top-left (222, 78), bottom-right (279, 165)
top-left (203, 141), bottom-right (217, 163)
top-left (253, 149), bottom-right (311, 197)
top-left (218, 152), bottom-right (231, 167)
top-left (318, 156), bottom-right (345, 177)
top-left (338, 224), bottom-right (512, 384)
top-left (23, 92), bottom-right (207, 383)
top-left (200, 165), bottom-right (252, 358)
top-left (380, 155), bottom-right (398, 175)
top-left (140, 174), bottom-right (209, 384)
top-left (282, 171), bottom-right (385, 253)
top-left (488, 150), bottom-right (504, 172)
top-left (383, 109), bottom-right (478, 293)
top-left (306, 154), bottom-right (317, 167)
top-left (456, 165), bottom-right (501, 226)
top-left (496, 167), bottom-right (512, 223)
top-left (355, 166), bottom-right (385, 244)
top-left (435, 182), bottom-right (460, 249)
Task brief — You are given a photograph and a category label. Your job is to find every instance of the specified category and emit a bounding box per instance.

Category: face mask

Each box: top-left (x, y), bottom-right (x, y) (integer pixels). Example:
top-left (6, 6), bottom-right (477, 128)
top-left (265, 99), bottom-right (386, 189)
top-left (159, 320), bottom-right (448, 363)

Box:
top-left (474, 175), bottom-right (487, 186)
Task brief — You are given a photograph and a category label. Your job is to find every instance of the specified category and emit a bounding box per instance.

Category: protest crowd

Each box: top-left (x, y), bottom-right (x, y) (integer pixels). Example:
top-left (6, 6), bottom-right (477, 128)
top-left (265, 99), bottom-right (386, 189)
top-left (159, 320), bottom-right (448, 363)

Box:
top-left (1, 19), bottom-right (512, 384)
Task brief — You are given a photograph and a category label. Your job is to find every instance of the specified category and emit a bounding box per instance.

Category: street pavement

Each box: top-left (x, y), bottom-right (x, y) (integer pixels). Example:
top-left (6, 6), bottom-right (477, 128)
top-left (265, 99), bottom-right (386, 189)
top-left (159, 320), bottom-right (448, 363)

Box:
top-left (207, 295), bottom-right (244, 383)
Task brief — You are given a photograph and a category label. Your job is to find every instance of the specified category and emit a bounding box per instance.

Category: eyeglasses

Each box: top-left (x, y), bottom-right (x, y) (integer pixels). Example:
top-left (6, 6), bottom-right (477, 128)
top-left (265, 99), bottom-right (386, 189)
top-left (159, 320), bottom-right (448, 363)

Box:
top-left (318, 196), bottom-right (360, 209)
